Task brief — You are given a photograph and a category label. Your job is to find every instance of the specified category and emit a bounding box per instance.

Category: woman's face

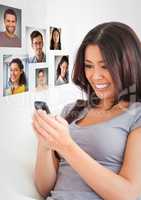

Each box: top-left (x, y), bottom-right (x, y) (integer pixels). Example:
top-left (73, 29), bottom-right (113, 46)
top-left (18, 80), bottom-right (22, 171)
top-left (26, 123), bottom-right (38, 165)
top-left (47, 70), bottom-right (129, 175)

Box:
top-left (60, 61), bottom-right (68, 78)
top-left (10, 63), bottom-right (22, 84)
top-left (84, 45), bottom-right (116, 101)
top-left (53, 30), bottom-right (59, 44)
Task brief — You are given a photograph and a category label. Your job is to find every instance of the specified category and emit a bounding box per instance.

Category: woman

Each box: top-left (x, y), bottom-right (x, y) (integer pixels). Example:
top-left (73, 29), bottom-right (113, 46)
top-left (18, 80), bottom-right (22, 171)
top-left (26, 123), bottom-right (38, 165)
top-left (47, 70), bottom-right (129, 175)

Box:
top-left (55, 56), bottom-right (69, 86)
top-left (5, 58), bottom-right (27, 95)
top-left (32, 22), bottom-right (141, 200)
top-left (50, 28), bottom-right (61, 50)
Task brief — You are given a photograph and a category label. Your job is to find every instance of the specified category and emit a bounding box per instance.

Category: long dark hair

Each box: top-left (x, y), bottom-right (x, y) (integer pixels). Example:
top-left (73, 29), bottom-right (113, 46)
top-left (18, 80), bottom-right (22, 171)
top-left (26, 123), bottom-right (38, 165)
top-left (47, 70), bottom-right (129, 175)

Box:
top-left (9, 58), bottom-right (27, 86)
top-left (50, 28), bottom-right (61, 50)
top-left (57, 56), bottom-right (69, 80)
top-left (66, 22), bottom-right (141, 123)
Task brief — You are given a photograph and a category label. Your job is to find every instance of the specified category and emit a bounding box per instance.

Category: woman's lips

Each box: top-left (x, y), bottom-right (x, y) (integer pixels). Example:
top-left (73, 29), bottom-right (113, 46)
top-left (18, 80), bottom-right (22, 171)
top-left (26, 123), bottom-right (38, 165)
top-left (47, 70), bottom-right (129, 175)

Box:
top-left (95, 83), bottom-right (110, 89)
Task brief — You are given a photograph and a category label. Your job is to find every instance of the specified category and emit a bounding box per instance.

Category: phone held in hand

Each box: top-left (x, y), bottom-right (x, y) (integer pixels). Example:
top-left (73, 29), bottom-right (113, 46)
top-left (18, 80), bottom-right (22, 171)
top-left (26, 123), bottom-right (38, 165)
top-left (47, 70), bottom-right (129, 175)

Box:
top-left (34, 101), bottom-right (51, 114)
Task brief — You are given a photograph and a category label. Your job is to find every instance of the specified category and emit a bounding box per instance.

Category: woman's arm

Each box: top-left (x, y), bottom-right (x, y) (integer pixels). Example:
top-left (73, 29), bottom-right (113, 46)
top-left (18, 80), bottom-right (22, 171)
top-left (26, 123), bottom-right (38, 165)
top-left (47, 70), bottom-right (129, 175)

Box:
top-left (34, 143), bottom-right (59, 198)
top-left (34, 110), bottom-right (141, 200)
top-left (33, 115), bottom-right (59, 198)
top-left (62, 128), bottom-right (141, 200)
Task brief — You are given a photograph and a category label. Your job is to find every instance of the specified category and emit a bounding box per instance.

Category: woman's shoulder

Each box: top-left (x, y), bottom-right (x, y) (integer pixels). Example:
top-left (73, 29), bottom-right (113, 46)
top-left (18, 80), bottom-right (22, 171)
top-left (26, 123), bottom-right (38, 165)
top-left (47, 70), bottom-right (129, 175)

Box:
top-left (128, 102), bottom-right (141, 115)
top-left (61, 102), bottom-right (77, 118)
top-left (61, 100), bottom-right (87, 123)
top-left (18, 84), bottom-right (26, 92)
top-left (5, 87), bottom-right (12, 96)
top-left (128, 102), bottom-right (141, 132)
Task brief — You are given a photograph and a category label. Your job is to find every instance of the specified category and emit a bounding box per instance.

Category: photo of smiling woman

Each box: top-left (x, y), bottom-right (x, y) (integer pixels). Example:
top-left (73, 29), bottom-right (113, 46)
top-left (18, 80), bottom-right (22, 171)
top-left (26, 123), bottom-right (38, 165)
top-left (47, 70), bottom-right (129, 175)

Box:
top-left (3, 57), bottom-right (28, 96)
top-left (50, 27), bottom-right (61, 50)
top-left (55, 55), bottom-right (69, 86)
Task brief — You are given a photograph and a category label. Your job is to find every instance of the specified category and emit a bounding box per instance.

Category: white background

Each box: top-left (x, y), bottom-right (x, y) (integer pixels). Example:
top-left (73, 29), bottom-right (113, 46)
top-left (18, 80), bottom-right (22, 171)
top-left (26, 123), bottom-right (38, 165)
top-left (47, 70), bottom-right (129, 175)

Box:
top-left (0, 0), bottom-right (141, 199)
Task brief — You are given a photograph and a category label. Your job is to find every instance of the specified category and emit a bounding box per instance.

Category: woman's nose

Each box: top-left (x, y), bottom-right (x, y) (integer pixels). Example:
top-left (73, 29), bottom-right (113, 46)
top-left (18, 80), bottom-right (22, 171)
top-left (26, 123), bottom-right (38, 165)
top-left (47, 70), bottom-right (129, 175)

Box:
top-left (11, 71), bottom-right (14, 75)
top-left (91, 69), bottom-right (103, 80)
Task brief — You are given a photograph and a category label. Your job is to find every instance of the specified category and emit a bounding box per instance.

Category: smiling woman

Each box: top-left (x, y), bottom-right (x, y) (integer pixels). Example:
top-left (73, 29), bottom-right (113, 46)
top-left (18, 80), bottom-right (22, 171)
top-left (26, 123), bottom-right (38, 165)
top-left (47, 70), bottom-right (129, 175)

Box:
top-left (55, 56), bottom-right (69, 86)
top-left (33, 22), bottom-right (141, 200)
top-left (50, 27), bottom-right (61, 50)
top-left (4, 58), bottom-right (27, 96)
top-left (84, 45), bottom-right (116, 104)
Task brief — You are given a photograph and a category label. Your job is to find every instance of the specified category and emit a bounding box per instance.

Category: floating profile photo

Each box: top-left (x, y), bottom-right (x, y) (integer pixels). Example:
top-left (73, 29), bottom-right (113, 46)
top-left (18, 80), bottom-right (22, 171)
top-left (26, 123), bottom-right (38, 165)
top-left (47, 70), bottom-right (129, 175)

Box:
top-left (55, 55), bottom-right (69, 86)
top-left (0, 4), bottom-right (21, 47)
top-left (50, 27), bottom-right (61, 50)
top-left (3, 55), bottom-right (28, 96)
top-left (26, 27), bottom-right (46, 63)
top-left (35, 67), bottom-right (48, 92)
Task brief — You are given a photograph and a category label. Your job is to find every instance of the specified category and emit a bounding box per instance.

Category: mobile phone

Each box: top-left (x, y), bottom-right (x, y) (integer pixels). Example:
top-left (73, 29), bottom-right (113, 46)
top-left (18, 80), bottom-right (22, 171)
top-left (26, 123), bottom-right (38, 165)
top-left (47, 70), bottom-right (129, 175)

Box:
top-left (34, 101), bottom-right (50, 114)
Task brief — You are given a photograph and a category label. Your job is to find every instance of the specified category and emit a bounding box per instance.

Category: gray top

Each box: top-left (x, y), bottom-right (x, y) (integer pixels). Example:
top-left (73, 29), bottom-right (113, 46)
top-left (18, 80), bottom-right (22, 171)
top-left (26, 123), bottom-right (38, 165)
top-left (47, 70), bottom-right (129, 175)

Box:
top-left (55, 76), bottom-right (68, 86)
top-left (47, 102), bottom-right (141, 200)
top-left (0, 32), bottom-right (21, 47)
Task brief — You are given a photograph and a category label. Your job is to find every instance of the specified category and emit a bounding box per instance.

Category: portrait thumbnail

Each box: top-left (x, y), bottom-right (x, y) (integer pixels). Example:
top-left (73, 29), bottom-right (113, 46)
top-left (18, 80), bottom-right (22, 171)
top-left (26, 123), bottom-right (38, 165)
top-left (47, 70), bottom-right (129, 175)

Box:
top-left (26, 27), bottom-right (46, 63)
top-left (54, 55), bottom-right (69, 86)
top-left (50, 27), bottom-right (61, 50)
top-left (3, 55), bottom-right (28, 96)
top-left (0, 4), bottom-right (21, 47)
top-left (35, 67), bottom-right (48, 92)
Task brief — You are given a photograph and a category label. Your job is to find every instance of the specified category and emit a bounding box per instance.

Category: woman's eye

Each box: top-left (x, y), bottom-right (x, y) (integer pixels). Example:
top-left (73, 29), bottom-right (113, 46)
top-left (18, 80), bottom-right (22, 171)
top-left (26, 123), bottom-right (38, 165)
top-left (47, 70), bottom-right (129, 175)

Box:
top-left (84, 64), bottom-right (93, 69)
top-left (101, 65), bottom-right (107, 69)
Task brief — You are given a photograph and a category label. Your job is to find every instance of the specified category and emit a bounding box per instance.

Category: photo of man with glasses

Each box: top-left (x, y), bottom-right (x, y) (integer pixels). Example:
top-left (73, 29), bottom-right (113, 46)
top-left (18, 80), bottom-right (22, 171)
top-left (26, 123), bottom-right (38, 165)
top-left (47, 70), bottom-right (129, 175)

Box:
top-left (29, 30), bottom-right (46, 63)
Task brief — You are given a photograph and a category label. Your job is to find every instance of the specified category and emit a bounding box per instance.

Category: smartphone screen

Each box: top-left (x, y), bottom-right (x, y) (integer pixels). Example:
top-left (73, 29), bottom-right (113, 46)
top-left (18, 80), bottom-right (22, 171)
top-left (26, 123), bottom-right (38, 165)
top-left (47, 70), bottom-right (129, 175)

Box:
top-left (34, 101), bottom-right (50, 114)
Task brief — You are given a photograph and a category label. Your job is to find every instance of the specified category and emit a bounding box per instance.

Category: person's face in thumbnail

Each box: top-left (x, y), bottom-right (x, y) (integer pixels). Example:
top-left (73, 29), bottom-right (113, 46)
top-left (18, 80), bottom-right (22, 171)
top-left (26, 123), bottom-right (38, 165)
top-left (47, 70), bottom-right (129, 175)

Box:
top-left (32, 35), bottom-right (43, 58)
top-left (4, 14), bottom-right (16, 36)
top-left (10, 62), bottom-right (23, 84)
top-left (37, 71), bottom-right (47, 86)
top-left (60, 61), bottom-right (68, 78)
top-left (53, 30), bottom-right (60, 44)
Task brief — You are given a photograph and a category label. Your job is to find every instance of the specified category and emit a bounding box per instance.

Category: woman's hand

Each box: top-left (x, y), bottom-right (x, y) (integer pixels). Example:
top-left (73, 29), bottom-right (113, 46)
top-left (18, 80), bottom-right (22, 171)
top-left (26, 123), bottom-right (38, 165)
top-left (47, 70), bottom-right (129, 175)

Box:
top-left (32, 113), bottom-right (50, 151)
top-left (32, 110), bottom-right (74, 155)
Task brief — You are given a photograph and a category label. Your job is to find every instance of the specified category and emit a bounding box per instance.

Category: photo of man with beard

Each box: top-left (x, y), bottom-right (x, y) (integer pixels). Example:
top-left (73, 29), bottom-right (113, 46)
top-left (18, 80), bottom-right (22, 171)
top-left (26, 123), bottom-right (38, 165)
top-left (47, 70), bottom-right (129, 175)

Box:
top-left (0, 6), bottom-right (21, 47)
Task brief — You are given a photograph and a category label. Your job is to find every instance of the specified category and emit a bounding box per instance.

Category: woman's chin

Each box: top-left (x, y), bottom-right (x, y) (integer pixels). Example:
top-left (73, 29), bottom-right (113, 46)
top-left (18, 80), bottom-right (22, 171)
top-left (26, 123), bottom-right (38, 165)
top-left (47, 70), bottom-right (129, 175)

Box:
top-left (11, 80), bottom-right (18, 84)
top-left (95, 91), bottom-right (114, 101)
top-left (11, 80), bottom-right (16, 83)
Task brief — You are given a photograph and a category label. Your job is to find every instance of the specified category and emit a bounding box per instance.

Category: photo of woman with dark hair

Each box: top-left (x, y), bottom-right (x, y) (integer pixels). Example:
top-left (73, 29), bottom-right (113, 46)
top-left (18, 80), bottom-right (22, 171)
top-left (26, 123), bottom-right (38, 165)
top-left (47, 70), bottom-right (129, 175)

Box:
top-left (4, 58), bottom-right (27, 95)
top-left (55, 55), bottom-right (69, 86)
top-left (50, 27), bottom-right (61, 50)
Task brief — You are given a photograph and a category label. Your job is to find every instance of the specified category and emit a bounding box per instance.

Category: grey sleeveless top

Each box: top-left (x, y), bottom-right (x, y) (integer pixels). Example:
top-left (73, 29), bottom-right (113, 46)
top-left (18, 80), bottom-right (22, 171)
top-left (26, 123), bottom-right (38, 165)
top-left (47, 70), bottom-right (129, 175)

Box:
top-left (47, 102), bottom-right (141, 200)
